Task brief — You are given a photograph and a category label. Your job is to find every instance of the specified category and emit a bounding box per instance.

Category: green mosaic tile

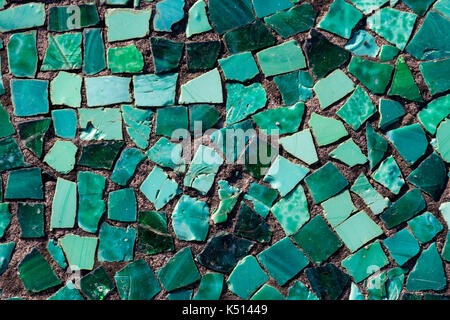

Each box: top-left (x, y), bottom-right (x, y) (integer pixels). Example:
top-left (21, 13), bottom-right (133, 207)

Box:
top-left (348, 57), bottom-right (394, 94)
top-left (351, 173), bottom-right (390, 215)
top-left (292, 215), bottom-right (342, 264)
top-left (245, 183), bottom-right (278, 219)
top-left (11, 79), bottom-right (49, 117)
top-left (186, 0), bottom-right (212, 38)
top-left (226, 83), bottom-right (267, 125)
top-left (172, 195), bottom-right (209, 241)
top-left (330, 139), bottom-right (367, 167)
top-left (79, 266), bottom-right (115, 300)
top-left (0, 204), bottom-right (12, 239)
top-left (379, 45), bottom-right (400, 62)
top-left (79, 108), bottom-right (123, 141)
top-left (264, 4), bottom-right (316, 39)
top-left (321, 190), bottom-right (356, 228)
top-left (253, 102), bottom-right (304, 135)
top-left (140, 166), bottom-right (179, 210)
top-left (208, 0), bottom-right (255, 34)
top-left (418, 94), bottom-right (450, 135)
top-left (83, 28), bottom-right (107, 75)
top-left (179, 68), bottom-right (223, 104)
top-left (372, 156), bottom-right (405, 195)
top-left (226, 255), bottom-right (269, 299)
top-left (223, 21), bottom-right (276, 54)
top-left (336, 86), bottom-right (376, 131)
top-left (7, 31), bottom-right (37, 78)
top-left (51, 109), bottom-right (77, 139)
top-left (50, 71), bottom-right (82, 108)
top-left (436, 119), bottom-right (450, 162)
top-left (47, 240), bottom-right (67, 270)
top-left (314, 69), bottom-right (355, 110)
top-left (44, 140), bottom-right (78, 174)
top-left (280, 129), bottom-right (318, 165)
top-left (138, 211), bottom-right (174, 255)
top-left (408, 212), bottom-right (443, 244)
top-left (381, 188), bottom-right (426, 229)
top-left (42, 33), bottom-right (82, 71)
top-left (211, 180), bottom-right (241, 224)
top-left (59, 234), bottom-right (98, 271)
top-left (98, 222), bottom-right (136, 262)
top-left (48, 282), bottom-right (84, 300)
top-left (0, 137), bottom-right (25, 173)
top-left (5, 168), bottom-right (43, 200)
top-left (17, 203), bottom-right (44, 238)
top-left (18, 248), bottom-right (61, 294)
top-left (50, 178), bottom-right (77, 230)
top-left (318, 0), bottom-right (362, 39)
top-left (193, 273), bottom-right (224, 300)
top-left (150, 37), bottom-right (184, 74)
top-left (108, 188), bottom-right (137, 222)
top-left (271, 184), bottom-right (310, 236)
top-left (420, 58), bottom-right (450, 96)
top-left (378, 99), bottom-right (405, 131)
top-left (186, 41), bottom-right (221, 72)
top-left (386, 123), bottom-right (428, 165)
top-left (107, 44), bottom-right (144, 73)
top-left (219, 52), bottom-right (259, 82)
top-left (78, 141), bottom-right (124, 170)
top-left (383, 228), bottom-right (420, 266)
top-left (105, 8), bottom-right (151, 42)
top-left (345, 30), bottom-right (379, 58)
top-left (251, 284), bottom-right (284, 300)
top-left (305, 162), bottom-right (348, 204)
top-left (121, 105), bottom-right (153, 149)
top-left (256, 40), bottom-right (306, 77)
top-left (287, 281), bottom-right (318, 300)
top-left (17, 118), bottom-right (51, 158)
top-left (388, 56), bottom-right (423, 102)
top-left (153, 0), bottom-right (185, 32)
top-left (111, 148), bottom-right (145, 186)
top-left (306, 263), bottom-right (350, 299)
top-left (49, 4), bottom-right (99, 32)
top-left (257, 237), bottom-right (309, 286)
top-left (0, 104), bottom-right (14, 139)
top-left (274, 71), bottom-right (314, 105)
top-left (77, 171), bottom-right (106, 233)
top-left (189, 104), bottom-right (220, 134)
top-left (0, 242), bottom-right (14, 275)
top-left (234, 202), bottom-right (272, 243)
top-left (85, 76), bottom-right (132, 107)
top-left (0, 3), bottom-right (45, 32)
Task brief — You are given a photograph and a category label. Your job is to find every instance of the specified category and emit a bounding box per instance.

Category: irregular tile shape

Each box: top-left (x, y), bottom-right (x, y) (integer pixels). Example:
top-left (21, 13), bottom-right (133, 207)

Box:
top-left (208, 0), bottom-right (255, 34)
top-left (253, 102), bottom-right (305, 135)
top-left (271, 184), bottom-right (310, 236)
top-left (257, 237), bottom-right (309, 286)
top-left (107, 44), bottom-right (143, 73)
top-left (189, 104), bottom-right (220, 134)
top-left (386, 123), bottom-right (428, 165)
top-left (406, 11), bottom-right (450, 60)
top-left (337, 86), bottom-right (376, 130)
top-left (330, 139), bottom-right (367, 167)
top-left (318, 0), bottom-right (362, 39)
top-left (153, 0), bottom-right (185, 32)
top-left (140, 166), bottom-right (179, 210)
top-left (121, 105), bottom-right (153, 149)
top-left (111, 148), bottom-right (145, 186)
top-left (18, 248), bottom-right (61, 294)
top-left (0, 204), bottom-right (12, 239)
top-left (367, 7), bottom-right (416, 50)
top-left (196, 233), bottom-right (254, 272)
top-left (252, 0), bottom-right (293, 17)
top-left (277, 72), bottom-right (314, 107)
top-left (17, 118), bottom-right (51, 158)
top-left (263, 155), bottom-right (309, 197)
top-left (156, 247), bottom-right (201, 291)
top-left (85, 76), bottom-right (131, 107)
top-left (186, 41), bottom-right (221, 72)
top-left (234, 202), bottom-right (272, 243)
top-left (44, 140), bottom-right (78, 174)
top-left (0, 242), bottom-right (14, 275)
top-left (212, 180), bottom-right (241, 224)
top-left (138, 211), bottom-right (174, 255)
top-left (150, 37), bottom-right (184, 74)
top-left (313, 69), bottom-right (355, 109)
top-left (5, 168), bottom-right (43, 200)
top-left (280, 129), bottom-right (318, 165)
top-left (379, 44), bottom-right (400, 62)
top-left (50, 178), bottom-right (77, 230)
top-left (167, 289), bottom-right (193, 300)
top-left (0, 104), bottom-right (15, 139)
top-left (50, 71), bottom-right (82, 108)
top-left (383, 228), bottom-right (420, 266)
top-left (292, 215), bottom-right (342, 264)
top-left (60, 234), bottom-right (98, 271)
top-left (345, 30), bottom-right (379, 57)
top-left (105, 8), bottom-right (151, 41)
top-left (225, 83), bottom-right (267, 125)
top-left (436, 119), bottom-right (450, 162)
top-left (219, 52), bottom-right (259, 82)
top-left (98, 222), bottom-right (136, 262)
top-left (179, 68), bottom-right (223, 104)
top-left (366, 124), bottom-right (388, 169)
top-left (408, 153), bottom-right (447, 201)
top-left (264, 3), bottom-right (316, 39)
top-left (388, 56), bottom-right (423, 102)
top-left (41, 33), bottom-right (82, 71)
top-left (335, 211), bottom-right (383, 253)
top-left (11, 79), bottom-right (49, 117)
top-left (193, 273), bottom-right (224, 300)
top-left (256, 40), bottom-right (306, 77)
top-left (306, 263), bottom-right (350, 300)
top-left (172, 195), bottom-right (209, 241)
top-left (186, 0), bottom-right (212, 37)
top-left (183, 145), bottom-right (223, 195)
top-left (77, 171), bottom-right (106, 233)
top-left (420, 58), bottom-right (450, 96)
top-left (7, 31), bottom-right (38, 78)
top-left (47, 240), bottom-right (67, 269)
top-left (305, 162), bottom-right (348, 203)
top-left (107, 188), bottom-right (137, 222)
top-left (146, 138), bottom-right (184, 173)
top-left (115, 259), bottom-right (161, 300)
top-left (79, 108), bottom-right (123, 141)
top-left (403, 0), bottom-right (435, 15)
top-left (17, 203), bottom-right (44, 238)
top-left (79, 266), bottom-right (115, 300)
top-left (321, 190), bottom-right (356, 227)
top-left (341, 241), bottom-right (389, 283)
top-left (78, 141), bottom-right (124, 170)
top-left (305, 29), bottom-right (350, 78)
top-left (83, 28), bottom-right (106, 75)
top-left (0, 137), bottom-right (25, 173)
top-left (51, 109), bottom-right (77, 139)
top-left (287, 281), bottom-right (318, 300)
top-left (348, 57), bottom-right (394, 94)
top-left (406, 243), bottom-right (446, 291)
top-left (223, 20), bottom-right (276, 54)
top-left (245, 183), bottom-right (278, 218)
top-left (418, 95), bottom-right (450, 135)
top-left (381, 188), bottom-right (426, 229)
top-left (372, 156), bottom-right (405, 195)
top-left (0, 3), bottom-right (45, 32)
top-left (226, 255), bottom-right (269, 299)
top-left (251, 284), bottom-right (285, 300)
top-left (155, 106), bottom-right (188, 138)
top-left (348, 0), bottom-right (388, 14)
top-left (378, 99), bottom-right (405, 130)
top-left (48, 282), bottom-right (84, 300)
top-left (351, 173), bottom-right (390, 215)
top-left (408, 212), bottom-right (443, 244)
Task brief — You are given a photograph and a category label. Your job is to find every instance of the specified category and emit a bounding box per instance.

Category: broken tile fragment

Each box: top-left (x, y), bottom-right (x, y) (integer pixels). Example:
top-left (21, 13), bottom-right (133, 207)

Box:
top-left (383, 228), bottom-right (420, 266)
top-left (52, 109), bottom-right (77, 139)
top-left (264, 4), bottom-right (316, 39)
top-left (245, 183), bottom-right (278, 219)
top-left (186, 0), bottom-right (212, 37)
top-left (372, 156), bottom-right (405, 195)
top-left (0, 3), bottom-right (45, 32)
top-left (336, 86), bottom-right (376, 130)
top-left (381, 188), bottom-right (426, 229)
top-left (345, 30), bottom-right (379, 57)
top-left (105, 8), bottom-right (151, 41)
top-left (121, 105), bottom-right (153, 149)
top-left (329, 139), bottom-right (367, 167)
top-left (318, 0), bottom-right (362, 39)
top-left (108, 188), bottom-right (137, 222)
top-left (313, 69), bottom-right (355, 109)
top-left (208, 0), bottom-right (255, 34)
top-left (321, 190), bottom-right (356, 228)
top-left (193, 273), bottom-right (224, 300)
top-left (42, 33), bottom-right (82, 71)
top-left (306, 263), bottom-right (350, 300)
top-left (305, 162), bottom-right (348, 204)
top-left (11, 79), bottom-right (49, 117)
top-left (351, 173), bottom-right (390, 215)
top-left (378, 99), bottom-right (405, 130)
top-left (234, 202), bottom-right (272, 243)
top-left (83, 28), bottom-right (106, 75)
top-left (98, 222), bottom-right (136, 262)
top-left (44, 140), bottom-right (78, 174)
top-left (78, 171), bottom-right (106, 233)
top-left (153, 0), bottom-right (185, 32)
top-left (5, 168), bottom-right (43, 200)
top-left (7, 31), bottom-right (38, 78)
top-left (150, 37), bottom-right (184, 74)
top-left (179, 68), bottom-right (223, 104)
top-left (212, 180), bottom-right (241, 224)
top-left (219, 52), bottom-right (259, 82)
top-left (17, 118), bottom-right (51, 158)
top-left (17, 203), bottom-right (44, 238)
top-left (78, 141), bottom-right (124, 170)
top-left (256, 40), bottom-right (306, 77)
top-left (85, 76), bottom-right (131, 107)
top-left (138, 211), bottom-right (174, 255)
top-left (186, 41), bottom-right (221, 71)
top-left (79, 266), bottom-right (115, 300)
top-left (408, 212), bottom-right (443, 244)
top-left (107, 44), bottom-right (144, 73)
top-left (226, 83), bottom-right (267, 125)
top-left (48, 4), bottom-right (99, 31)
top-left (253, 103), bottom-right (304, 135)
top-left (140, 166), bottom-right (179, 210)
top-left (226, 255), bottom-right (268, 299)
top-left (50, 178), bottom-right (77, 230)
top-left (224, 21), bottom-right (276, 54)
top-left (172, 195), bottom-right (209, 241)
top-left (47, 240), bottom-right (67, 269)
top-left (386, 123), bottom-right (428, 165)
top-left (388, 56), bottom-right (423, 102)
top-left (348, 57), bottom-right (394, 94)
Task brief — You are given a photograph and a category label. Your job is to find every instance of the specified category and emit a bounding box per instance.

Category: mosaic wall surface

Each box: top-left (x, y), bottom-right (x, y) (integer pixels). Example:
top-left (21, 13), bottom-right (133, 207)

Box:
top-left (0, 0), bottom-right (449, 300)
